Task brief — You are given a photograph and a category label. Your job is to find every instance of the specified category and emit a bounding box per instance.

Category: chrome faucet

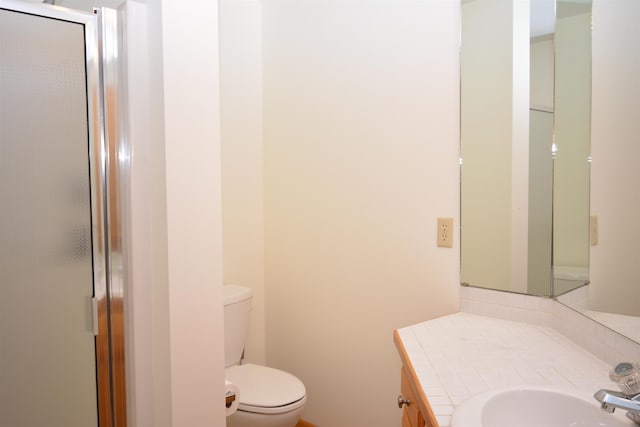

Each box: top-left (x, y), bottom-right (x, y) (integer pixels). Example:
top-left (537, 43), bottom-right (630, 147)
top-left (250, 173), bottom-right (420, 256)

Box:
top-left (594, 389), bottom-right (640, 424)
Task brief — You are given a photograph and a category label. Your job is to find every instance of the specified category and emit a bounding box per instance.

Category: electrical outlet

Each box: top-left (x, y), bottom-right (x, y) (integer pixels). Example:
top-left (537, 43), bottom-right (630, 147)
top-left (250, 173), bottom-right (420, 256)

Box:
top-left (437, 217), bottom-right (454, 248)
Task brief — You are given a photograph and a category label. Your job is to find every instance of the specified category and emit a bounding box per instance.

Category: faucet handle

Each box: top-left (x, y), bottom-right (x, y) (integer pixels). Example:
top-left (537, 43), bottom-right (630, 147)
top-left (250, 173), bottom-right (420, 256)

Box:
top-left (610, 362), bottom-right (640, 395)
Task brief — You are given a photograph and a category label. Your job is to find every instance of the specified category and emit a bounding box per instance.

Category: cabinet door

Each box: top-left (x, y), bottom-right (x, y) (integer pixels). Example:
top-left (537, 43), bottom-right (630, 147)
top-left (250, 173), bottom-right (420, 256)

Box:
top-left (401, 367), bottom-right (426, 427)
top-left (402, 407), bottom-right (413, 427)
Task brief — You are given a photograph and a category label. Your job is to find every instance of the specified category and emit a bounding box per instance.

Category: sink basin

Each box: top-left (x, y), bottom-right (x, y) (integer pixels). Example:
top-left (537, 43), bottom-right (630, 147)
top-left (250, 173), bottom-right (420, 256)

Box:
top-left (451, 386), bottom-right (634, 427)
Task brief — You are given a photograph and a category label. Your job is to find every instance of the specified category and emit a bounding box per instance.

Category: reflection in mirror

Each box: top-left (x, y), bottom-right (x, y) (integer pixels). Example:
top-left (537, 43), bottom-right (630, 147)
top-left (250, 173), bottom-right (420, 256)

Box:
top-left (461, 0), bottom-right (640, 345)
top-left (460, 0), bottom-right (556, 296)
top-left (557, 0), bottom-right (640, 344)
top-left (552, 0), bottom-right (592, 296)
top-left (529, 1), bottom-right (555, 296)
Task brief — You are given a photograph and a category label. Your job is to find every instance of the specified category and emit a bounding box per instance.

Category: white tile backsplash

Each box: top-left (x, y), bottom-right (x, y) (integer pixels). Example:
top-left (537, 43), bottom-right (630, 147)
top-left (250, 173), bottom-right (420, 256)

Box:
top-left (556, 285), bottom-right (589, 310)
top-left (460, 286), bottom-right (640, 368)
top-left (460, 286), bottom-right (553, 327)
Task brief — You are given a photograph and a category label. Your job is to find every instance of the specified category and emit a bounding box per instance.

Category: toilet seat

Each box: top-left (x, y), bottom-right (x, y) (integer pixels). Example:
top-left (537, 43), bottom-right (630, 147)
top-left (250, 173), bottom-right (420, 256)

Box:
top-left (225, 363), bottom-right (306, 414)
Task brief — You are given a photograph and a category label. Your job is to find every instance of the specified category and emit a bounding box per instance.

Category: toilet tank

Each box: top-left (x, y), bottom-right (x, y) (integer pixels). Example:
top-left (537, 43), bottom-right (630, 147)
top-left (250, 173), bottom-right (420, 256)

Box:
top-left (223, 284), bottom-right (253, 367)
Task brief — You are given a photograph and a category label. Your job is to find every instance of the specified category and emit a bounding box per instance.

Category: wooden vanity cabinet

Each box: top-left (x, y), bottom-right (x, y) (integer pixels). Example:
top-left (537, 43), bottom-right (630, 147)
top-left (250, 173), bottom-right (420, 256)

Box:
top-left (400, 365), bottom-right (426, 427)
top-left (394, 330), bottom-right (439, 427)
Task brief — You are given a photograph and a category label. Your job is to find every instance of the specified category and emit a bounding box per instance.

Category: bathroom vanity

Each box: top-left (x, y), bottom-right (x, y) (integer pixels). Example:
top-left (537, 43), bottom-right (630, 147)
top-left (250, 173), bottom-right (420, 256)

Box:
top-left (395, 330), bottom-right (438, 427)
top-left (394, 312), bottom-right (628, 427)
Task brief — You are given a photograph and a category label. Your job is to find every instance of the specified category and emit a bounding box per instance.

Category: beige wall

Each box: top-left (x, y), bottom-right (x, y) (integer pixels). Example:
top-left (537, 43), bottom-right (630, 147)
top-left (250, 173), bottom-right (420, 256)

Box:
top-left (509, 0), bottom-right (530, 294)
top-left (528, 109), bottom-right (553, 296)
top-left (262, 1), bottom-right (460, 426)
top-left (220, 0), bottom-right (266, 365)
top-left (527, 37), bottom-right (554, 296)
top-left (530, 37), bottom-right (554, 110)
top-left (590, 0), bottom-right (640, 316)
top-left (553, 11), bottom-right (591, 273)
top-left (460, 0), bottom-right (513, 291)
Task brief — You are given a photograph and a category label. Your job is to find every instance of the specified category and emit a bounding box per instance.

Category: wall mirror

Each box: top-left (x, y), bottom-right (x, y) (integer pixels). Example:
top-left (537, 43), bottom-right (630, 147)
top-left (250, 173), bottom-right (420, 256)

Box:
top-left (461, 0), bottom-right (591, 297)
top-left (461, 0), bottom-right (640, 345)
top-left (556, 0), bottom-right (640, 344)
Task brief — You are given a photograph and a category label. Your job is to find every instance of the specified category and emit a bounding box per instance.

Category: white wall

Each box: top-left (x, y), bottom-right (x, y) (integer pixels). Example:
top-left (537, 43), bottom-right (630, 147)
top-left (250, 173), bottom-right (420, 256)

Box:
top-left (120, 3), bottom-right (173, 426)
top-left (125, 0), bottom-right (226, 426)
top-left (590, 0), bottom-right (640, 316)
top-left (219, 0), bottom-right (266, 365)
top-left (262, 1), bottom-right (460, 426)
top-left (160, 0), bottom-right (225, 424)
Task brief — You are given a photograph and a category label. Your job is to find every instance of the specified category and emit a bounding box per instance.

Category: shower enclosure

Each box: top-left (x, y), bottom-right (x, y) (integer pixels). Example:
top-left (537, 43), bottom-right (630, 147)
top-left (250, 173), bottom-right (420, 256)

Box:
top-left (0, 1), bottom-right (126, 426)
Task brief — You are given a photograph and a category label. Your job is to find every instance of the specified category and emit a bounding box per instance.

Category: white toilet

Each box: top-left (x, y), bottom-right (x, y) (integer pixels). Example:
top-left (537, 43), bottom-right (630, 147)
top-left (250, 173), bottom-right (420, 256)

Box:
top-left (224, 284), bottom-right (307, 427)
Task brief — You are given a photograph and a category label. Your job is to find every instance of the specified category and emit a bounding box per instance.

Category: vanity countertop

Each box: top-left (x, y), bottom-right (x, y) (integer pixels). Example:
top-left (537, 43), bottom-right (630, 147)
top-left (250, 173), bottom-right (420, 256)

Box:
top-left (396, 312), bottom-right (620, 427)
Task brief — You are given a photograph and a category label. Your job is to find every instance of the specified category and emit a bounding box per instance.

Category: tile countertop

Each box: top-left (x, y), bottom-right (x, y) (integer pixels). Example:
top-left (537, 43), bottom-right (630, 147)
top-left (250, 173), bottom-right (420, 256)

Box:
top-left (396, 312), bottom-right (621, 427)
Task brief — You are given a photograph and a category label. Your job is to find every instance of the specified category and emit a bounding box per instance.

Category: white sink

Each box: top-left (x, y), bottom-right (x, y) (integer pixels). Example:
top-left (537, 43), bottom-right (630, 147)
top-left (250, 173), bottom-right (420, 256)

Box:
top-left (451, 386), bottom-right (634, 427)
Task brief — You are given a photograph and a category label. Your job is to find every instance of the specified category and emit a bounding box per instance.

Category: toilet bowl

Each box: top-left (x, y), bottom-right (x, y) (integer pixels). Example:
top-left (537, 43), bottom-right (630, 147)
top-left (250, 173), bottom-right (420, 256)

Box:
top-left (225, 363), bottom-right (306, 427)
top-left (224, 285), bottom-right (307, 427)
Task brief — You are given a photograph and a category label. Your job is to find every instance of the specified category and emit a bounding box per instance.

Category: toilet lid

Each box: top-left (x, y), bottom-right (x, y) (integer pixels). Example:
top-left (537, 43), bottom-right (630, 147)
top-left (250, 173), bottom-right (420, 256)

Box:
top-left (225, 363), bottom-right (306, 410)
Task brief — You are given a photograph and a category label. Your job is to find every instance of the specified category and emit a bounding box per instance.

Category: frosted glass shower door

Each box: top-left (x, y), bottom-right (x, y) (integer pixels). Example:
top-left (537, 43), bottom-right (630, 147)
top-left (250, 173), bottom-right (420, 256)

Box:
top-left (0, 7), bottom-right (99, 427)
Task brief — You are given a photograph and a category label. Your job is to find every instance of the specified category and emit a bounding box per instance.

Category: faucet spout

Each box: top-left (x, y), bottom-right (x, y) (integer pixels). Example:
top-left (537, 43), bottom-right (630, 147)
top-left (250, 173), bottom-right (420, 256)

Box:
top-left (594, 389), bottom-right (640, 424)
top-left (595, 389), bottom-right (640, 412)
